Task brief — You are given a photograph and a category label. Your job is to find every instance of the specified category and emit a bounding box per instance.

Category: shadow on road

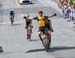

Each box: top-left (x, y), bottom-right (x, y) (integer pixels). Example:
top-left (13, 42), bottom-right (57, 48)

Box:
top-left (26, 46), bottom-right (75, 53)
top-left (30, 39), bottom-right (40, 41)
top-left (21, 2), bottom-right (34, 5)
top-left (13, 23), bottom-right (22, 26)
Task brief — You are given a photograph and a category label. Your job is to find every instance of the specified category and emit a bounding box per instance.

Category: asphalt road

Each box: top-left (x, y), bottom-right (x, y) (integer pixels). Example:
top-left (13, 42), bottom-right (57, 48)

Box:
top-left (0, 0), bottom-right (75, 58)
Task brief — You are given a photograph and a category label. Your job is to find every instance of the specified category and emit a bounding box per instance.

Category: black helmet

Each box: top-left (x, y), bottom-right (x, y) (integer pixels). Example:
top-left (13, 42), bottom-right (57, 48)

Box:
top-left (39, 11), bottom-right (43, 14)
top-left (10, 10), bottom-right (14, 15)
top-left (10, 10), bottom-right (14, 13)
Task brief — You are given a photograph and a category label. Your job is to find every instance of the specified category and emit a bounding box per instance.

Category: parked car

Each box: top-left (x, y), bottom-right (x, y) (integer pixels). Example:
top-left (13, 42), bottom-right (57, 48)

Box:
top-left (19, 0), bottom-right (32, 4)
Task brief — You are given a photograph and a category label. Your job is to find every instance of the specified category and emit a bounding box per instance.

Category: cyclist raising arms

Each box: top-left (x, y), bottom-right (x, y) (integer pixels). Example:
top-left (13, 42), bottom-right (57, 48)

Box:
top-left (24, 14), bottom-right (33, 40)
top-left (24, 14), bottom-right (33, 29)
top-left (33, 11), bottom-right (55, 42)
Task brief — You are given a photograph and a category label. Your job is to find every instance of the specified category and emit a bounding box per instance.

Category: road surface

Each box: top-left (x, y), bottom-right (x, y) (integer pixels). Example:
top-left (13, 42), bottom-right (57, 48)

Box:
top-left (0, 0), bottom-right (75, 58)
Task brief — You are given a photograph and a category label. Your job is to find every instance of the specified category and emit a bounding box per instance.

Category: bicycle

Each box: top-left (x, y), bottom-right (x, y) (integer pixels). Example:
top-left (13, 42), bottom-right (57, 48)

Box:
top-left (41, 28), bottom-right (51, 52)
top-left (27, 24), bottom-right (33, 41)
top-left (39, 13), bottom-right (56, 52)
top-left (26, 18), bottom-right (33, 41)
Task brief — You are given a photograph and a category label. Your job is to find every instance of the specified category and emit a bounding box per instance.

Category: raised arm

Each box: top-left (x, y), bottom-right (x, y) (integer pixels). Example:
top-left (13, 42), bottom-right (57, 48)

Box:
top-left (46, 13), bottom-right (56, 18)
top-left (33, 17), bottom-right (38, 20)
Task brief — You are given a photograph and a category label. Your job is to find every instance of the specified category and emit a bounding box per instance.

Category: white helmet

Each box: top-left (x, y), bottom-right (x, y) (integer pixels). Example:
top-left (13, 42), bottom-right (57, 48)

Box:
top-left (25, 13), bottom-right (32, 19)
top-left (25, 13), bottom-right (29, 17)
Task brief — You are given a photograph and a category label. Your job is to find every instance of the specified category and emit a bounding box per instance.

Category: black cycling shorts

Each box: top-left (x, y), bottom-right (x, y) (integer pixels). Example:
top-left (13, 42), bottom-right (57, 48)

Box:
top-left (26, 21), bottom-right (31, 26)
top-left (39, 26), bottom-right (45, 34)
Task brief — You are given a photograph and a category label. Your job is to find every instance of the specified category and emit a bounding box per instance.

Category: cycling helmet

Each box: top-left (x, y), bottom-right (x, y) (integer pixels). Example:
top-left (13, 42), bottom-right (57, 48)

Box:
top-left (10, 10), bottom-right (14, 16)
top-left (25, 13), bottom-right (30, 17)
top-left (10, 10), bottom-right (14, 13)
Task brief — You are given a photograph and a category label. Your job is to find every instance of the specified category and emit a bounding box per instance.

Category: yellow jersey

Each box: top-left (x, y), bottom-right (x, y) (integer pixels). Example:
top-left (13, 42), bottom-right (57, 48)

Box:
top-left (37, 16), bottom-right (45, 27)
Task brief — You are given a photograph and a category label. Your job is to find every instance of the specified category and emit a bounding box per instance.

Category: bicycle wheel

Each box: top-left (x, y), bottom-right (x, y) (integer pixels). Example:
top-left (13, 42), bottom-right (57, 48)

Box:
top-left (48, 34), bottom-right (51, 48)
top-left (43, 36), bottom-right (50, 52)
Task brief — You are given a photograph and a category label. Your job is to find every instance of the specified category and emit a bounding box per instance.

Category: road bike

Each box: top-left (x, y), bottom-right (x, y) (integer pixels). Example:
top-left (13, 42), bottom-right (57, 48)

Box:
top-left (27, 25), bottom-right (33, 41)
top-left (40, 28), bottom-right (51, 52)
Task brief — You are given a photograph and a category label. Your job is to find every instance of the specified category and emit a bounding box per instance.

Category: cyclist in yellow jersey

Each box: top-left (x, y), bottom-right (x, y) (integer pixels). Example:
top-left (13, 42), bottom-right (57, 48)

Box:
top-left (33, 11), bottom-right (47, 34)
top-left (33, 11), bottom-right (54, 41)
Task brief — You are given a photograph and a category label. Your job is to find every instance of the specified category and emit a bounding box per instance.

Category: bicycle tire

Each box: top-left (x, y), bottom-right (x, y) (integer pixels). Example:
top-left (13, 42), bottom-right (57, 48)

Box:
top-left (43, 37), bottom-right (50, 52)
top-left (42, 31), bottom-right (51, 52)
